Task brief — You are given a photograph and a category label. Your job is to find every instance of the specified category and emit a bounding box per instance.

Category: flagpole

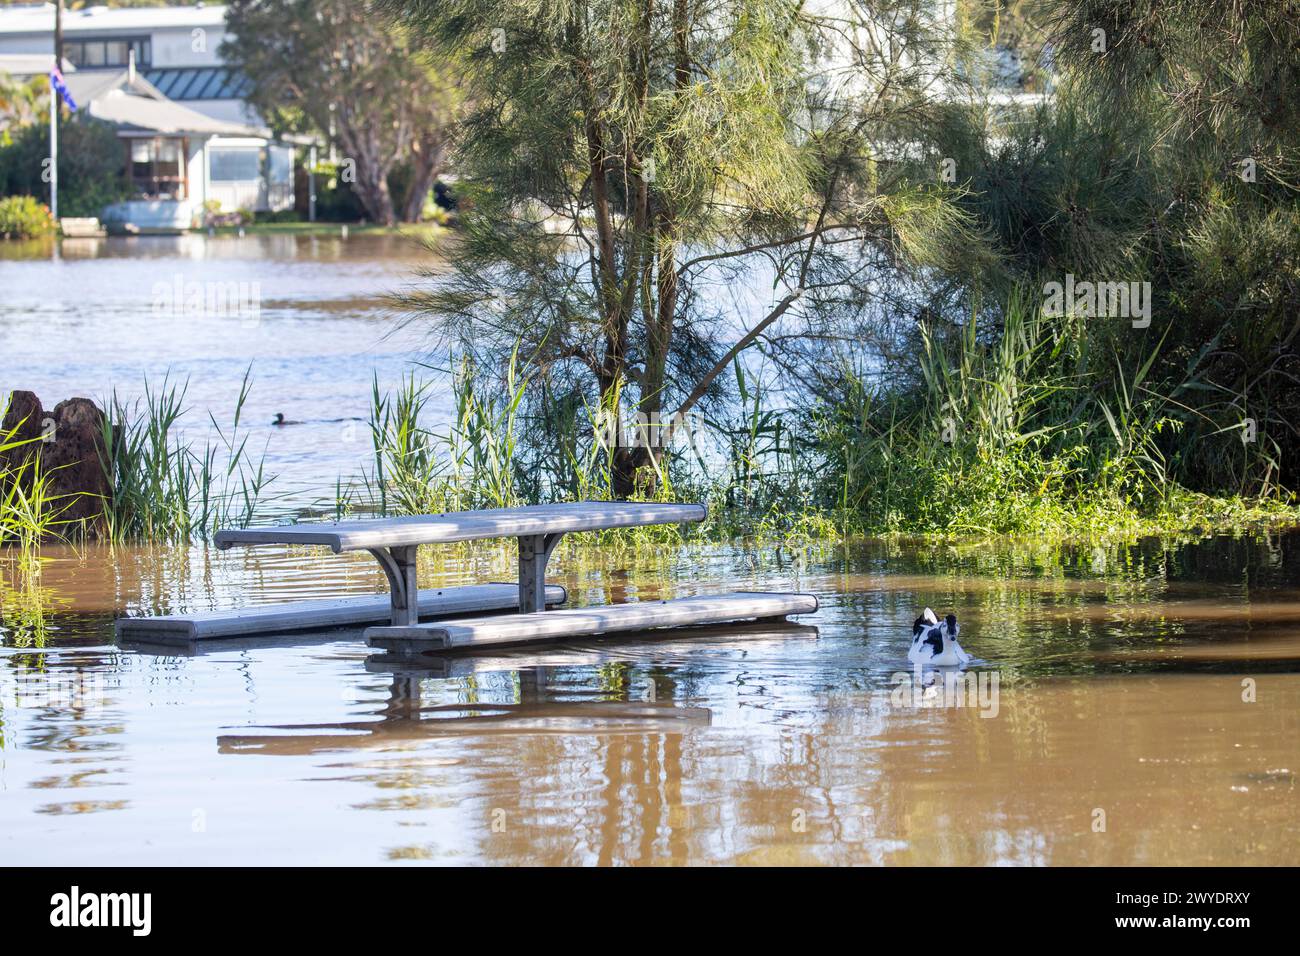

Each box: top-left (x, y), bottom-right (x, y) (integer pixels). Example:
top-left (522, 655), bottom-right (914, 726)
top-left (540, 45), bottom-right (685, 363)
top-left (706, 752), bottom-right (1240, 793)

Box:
top-left (49, 70), bottom-right (58, 221)
top-left (50, 0), bottom-right (62, 222)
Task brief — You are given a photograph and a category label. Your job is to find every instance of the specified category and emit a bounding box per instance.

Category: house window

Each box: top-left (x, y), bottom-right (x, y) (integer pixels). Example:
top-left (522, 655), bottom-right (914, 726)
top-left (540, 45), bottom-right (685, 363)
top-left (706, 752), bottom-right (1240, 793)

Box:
top-left (130, 138), bottom-right (186, 199)
top-left (209, 149), bottom-right (262, 182)
top-left (66, 37), bottom-right (151, 70)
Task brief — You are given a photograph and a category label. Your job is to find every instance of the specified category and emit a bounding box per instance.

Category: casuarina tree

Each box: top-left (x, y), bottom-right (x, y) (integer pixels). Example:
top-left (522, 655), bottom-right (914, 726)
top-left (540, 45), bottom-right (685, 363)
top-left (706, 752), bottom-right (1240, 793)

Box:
top-left (390, 0), bottom-right (987, 495)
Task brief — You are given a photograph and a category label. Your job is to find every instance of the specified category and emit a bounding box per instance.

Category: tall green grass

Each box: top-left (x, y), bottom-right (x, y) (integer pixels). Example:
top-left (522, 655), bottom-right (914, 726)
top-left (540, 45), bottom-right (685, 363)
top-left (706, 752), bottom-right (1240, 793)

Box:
top-left (4, 377), bottom-right (272, 550)
top-left (100, 369), bottom-right (275, 543)
top-left (0, 394), bottom-right (67, 559)
top-left (814, 290), bottom-right (1297, 537)
top-left (342, 353), bottom-right (839, 541)
top-left (341, 304), bottom-right (1295, 543)
top-left (356, 349), bottom-right (530, 517)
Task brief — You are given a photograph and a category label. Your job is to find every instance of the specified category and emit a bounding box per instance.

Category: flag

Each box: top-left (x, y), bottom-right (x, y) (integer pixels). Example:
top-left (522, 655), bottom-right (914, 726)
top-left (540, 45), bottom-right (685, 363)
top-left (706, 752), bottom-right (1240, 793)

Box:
top-left (49, 66), bottom-right (77, 111)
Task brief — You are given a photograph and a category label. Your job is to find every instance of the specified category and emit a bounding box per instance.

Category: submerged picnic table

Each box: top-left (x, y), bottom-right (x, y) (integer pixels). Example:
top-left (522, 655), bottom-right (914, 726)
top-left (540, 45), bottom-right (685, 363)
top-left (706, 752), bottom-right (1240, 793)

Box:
top-left (117, 501), bottom-right (817, 650)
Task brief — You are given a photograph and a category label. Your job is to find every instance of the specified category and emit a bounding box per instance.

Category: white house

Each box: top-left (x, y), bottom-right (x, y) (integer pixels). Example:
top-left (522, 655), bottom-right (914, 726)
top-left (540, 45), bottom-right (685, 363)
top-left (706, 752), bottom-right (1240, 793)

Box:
top-left (0, 2), bottom-right (307, 229)
top-left (62, 66), bottom-right (302, 231)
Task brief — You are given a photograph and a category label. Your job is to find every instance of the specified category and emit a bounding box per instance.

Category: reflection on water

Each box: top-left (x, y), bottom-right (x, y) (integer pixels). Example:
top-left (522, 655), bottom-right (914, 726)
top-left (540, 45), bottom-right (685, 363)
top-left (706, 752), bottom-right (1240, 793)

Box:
top-left (1, 531), bottom-right (1298, 864)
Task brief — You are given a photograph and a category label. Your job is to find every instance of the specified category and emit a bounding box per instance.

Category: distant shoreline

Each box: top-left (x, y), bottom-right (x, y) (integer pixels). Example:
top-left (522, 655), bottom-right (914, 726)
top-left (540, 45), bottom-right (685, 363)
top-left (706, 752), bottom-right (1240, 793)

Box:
top-left (199, 221), bottom-right (445, 238)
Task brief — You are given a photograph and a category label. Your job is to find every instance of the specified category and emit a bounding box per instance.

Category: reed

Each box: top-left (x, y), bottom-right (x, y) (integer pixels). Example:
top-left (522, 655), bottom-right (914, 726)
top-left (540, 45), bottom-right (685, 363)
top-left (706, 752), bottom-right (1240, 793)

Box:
top-left (346, 353), bottom-right (841, 542)
top-left (100, 368), bottom-right (276, 543)
top-left (813, 289), bottom-right (1297, 537)
top-left (0, 393), bottom-right (68, 559)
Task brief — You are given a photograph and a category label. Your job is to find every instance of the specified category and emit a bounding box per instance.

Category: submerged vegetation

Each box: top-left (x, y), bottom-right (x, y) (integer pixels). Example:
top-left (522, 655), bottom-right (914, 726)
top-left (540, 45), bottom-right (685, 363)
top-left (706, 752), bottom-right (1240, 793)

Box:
top-left (0, 373), bottom-right (276, 554)
top-left (337, 326), bottom-right (1296, 542)
top-left (818, 290), bottom-right (1297, 537)
top-left (99, 372), bottom-right (276, 545)
top-left (0, 408), bottom-right (63, 555)
top-left (2, 312), bottom-right (1296, 560)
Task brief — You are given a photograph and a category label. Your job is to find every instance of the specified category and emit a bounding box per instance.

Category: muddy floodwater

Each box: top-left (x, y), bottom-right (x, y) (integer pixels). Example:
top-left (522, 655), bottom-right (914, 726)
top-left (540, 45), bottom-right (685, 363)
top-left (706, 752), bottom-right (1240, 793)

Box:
top-left (2, 532), bottom-right (1298, 865)
top-left (3, 235), bottom-right (1299, 864)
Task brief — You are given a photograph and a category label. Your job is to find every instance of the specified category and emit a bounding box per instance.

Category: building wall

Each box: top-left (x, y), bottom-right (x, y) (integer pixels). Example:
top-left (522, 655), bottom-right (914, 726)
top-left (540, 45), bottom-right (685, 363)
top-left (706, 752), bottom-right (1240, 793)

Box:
top-left (103, 132), bottom-right (294, 228)
top-left (148, 26), bottom-right (227, 69)
top-left (0, 27), bottom-right (225, 68)
top-left (204, 138), bottom-right (295, 213)
top-left (187, 137), bottom-right (208, 210)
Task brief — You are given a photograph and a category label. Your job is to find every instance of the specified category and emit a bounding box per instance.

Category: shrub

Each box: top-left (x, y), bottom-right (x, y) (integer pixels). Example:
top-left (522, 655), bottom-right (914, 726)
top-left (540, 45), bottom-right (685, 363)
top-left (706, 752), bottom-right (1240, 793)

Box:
top-left (260, 208), bottom-right (301, 223)
top-left (0, 195), bottom-right (54, 238)
top-left (0, 115), bottom-right (131, 218)
top-left (308, 161), bottom-right (365, 221)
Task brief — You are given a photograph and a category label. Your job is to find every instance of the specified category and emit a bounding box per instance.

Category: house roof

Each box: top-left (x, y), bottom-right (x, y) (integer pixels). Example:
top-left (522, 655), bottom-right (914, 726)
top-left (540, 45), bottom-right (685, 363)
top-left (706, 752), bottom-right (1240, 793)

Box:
top-left (88, 87), bottom-right (265, 137)
top-left (61, 68), bottom-right (164, 106)
top-left (0, 53), bottom-right (75, 76)
top-left (52, 67), bottom-right (266, 137)
top-left (0, 3), bottom-right (227, 37)
top-left (3, 52), bottom-right (316, 145)
top-left (143, 67), bottom-right (252, 102)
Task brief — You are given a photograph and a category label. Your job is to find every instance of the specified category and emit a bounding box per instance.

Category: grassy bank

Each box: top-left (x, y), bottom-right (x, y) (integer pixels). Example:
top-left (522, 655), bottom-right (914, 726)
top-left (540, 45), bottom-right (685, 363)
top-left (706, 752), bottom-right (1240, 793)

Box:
top-left (198, 221), bottom-right (443, 239)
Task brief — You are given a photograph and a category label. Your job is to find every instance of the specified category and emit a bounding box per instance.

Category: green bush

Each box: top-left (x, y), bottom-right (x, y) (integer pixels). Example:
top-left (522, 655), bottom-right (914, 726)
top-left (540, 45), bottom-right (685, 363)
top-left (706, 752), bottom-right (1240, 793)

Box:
top-left (308, 161), bottom-right (365, 221)
top-left (0, 115), bottom-right (131, 218)
top-left (260, 208), bottom-right (301, 223)
top-left (0, 195), bottom-right (54, 238)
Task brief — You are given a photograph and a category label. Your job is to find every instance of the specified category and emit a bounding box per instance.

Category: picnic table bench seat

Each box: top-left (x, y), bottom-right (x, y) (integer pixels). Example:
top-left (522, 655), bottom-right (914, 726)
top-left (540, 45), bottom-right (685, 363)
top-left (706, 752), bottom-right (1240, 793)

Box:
top-left (366, 591), bottom-right (820, 654)
top-left (116, 583), bottom-right (567, 645)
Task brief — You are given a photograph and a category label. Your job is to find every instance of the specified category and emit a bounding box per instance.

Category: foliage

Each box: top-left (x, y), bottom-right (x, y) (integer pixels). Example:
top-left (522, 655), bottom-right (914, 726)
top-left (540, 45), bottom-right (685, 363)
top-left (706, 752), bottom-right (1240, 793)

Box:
top-left (307, 160), bottom-right (366, 222)
top-left (0, 71), bottom-right (44, 143)
top-left (814, 289), bottom-right (1296, 536)
top-left (955, 0), bottom-right (1300, 494)
top-left (100, 370), bottom-right (276, 544)
top-left (794, 0), bottom-right (1300, 506)
top-left (0, 393), bottom-right (66, 557)
top-left (336, 314), bottom-right (1296, 542)
top-left (388, 0), bottom-right (993, 495)
top-left (222, 0), bottom-right (464, 224)
top-left (0, 195), bottom-right (54, 238)
top-left (0, 114), bottom-right (131, 218)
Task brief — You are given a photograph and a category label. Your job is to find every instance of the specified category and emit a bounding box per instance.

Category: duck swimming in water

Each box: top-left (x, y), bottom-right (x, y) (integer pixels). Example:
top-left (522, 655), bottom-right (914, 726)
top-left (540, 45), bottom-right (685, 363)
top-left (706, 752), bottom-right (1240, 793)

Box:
top-left (908, 607), bottom-right (971, 667)
top-left (271, 412), bottom-right (303, 426)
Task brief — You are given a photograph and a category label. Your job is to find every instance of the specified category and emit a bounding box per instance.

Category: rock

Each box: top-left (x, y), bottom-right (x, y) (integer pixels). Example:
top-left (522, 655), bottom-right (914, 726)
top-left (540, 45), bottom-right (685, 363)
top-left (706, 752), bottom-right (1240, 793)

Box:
top-left (2, 391), bottom-right (114, 537)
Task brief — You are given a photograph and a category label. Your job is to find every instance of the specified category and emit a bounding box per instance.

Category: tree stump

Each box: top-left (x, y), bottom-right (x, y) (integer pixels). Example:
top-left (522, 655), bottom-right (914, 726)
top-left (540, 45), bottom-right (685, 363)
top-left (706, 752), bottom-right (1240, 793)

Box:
top-left (1, 391), bottom-right (114, 537)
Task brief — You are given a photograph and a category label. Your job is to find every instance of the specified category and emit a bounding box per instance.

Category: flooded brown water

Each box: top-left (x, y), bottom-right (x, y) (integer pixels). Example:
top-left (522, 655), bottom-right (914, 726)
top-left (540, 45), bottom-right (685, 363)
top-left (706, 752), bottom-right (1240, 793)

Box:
top-left (2, 532), bottom-right (1298, 865)
top-left (4, 234), bottom-right (1299, 864)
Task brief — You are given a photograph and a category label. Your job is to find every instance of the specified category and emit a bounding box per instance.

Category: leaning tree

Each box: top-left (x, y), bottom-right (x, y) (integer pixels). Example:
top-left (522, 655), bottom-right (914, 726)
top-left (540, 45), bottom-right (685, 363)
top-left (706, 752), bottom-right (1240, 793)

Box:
top-left (391, 0), bottom-right (989, 494)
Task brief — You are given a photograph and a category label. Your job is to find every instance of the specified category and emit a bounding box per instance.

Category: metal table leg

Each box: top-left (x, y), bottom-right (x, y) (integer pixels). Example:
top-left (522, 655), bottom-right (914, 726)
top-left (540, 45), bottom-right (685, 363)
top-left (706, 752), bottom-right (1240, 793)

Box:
top-left (517, 533), bottom-right (564, 614)
top-left (367, 544), bottom-right (421, 626)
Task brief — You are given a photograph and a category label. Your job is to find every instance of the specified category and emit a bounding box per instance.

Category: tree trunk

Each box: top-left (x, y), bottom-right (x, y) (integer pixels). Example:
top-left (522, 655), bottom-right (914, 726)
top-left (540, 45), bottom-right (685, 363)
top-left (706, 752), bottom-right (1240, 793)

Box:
top-left (354, 171), bottom-right (396, 226)
top-left (400, 140), bottom-right (444, 223)
top-left (611, 444), bottom-right (654, 499)
top-left (0, 390), bottom-right (114, 538)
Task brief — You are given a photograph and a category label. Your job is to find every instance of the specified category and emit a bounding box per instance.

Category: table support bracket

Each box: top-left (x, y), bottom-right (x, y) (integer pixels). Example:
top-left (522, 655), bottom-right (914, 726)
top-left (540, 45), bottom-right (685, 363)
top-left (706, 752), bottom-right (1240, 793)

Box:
top-left (367, 545), bottom-right (421, 626)
top-left (518, 533), bottom-right (564, 614)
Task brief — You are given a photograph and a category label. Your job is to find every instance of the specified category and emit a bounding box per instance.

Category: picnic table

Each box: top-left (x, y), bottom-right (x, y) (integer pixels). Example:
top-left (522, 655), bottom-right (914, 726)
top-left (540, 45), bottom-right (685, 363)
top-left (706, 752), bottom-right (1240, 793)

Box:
top-left (117, 501), bottom-right (817, 650)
